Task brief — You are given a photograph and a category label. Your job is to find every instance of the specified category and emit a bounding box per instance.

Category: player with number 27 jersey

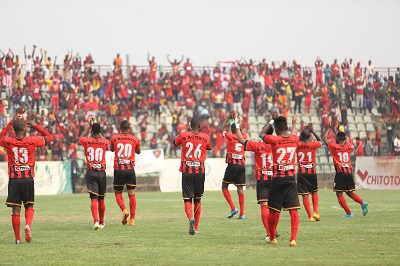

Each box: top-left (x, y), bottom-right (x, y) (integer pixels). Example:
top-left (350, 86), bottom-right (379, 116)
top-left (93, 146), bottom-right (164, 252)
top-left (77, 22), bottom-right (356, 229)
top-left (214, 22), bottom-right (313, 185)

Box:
top-left (174, 131), bottom-right (212, 174)
top-left (263, 134), bottom-right (299, 178)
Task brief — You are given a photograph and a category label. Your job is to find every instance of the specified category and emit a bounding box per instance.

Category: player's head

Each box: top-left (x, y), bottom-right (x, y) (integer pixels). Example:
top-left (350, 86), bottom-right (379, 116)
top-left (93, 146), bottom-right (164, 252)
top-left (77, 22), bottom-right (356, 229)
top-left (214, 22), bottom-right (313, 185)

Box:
top-left (300, 130), bottom-right (310, 141)
top-left (230, 122), bottom-right (238, 134)
top-left (91, 123), bottom-right (101, 135)
top-left (336, 131), bottom-right (346, 143)
top-left (13, 120), bottom-right (27, 135)
top-left (120, 120), bottom-right (131, 133)
top-left (274, 116), bottom-right (288, 135)
top-left (190, 117), bottom-right (201, 132)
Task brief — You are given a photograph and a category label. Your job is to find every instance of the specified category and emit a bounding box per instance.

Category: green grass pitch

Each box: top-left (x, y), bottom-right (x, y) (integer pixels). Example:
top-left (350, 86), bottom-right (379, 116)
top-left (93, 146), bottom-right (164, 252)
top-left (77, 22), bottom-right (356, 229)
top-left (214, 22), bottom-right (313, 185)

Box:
top-left (0, 189), bottom-right (399, 265)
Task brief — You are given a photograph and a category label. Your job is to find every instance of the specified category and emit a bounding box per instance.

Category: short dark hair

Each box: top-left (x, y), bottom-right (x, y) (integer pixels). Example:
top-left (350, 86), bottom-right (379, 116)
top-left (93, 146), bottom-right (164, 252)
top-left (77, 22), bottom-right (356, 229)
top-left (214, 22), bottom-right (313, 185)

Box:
top-left (337, 132), bottom-right (346, 140)
top-left (120, 120), bottom-right (130, 131)
top-left (274, 116), bottom-right (288, 132)
top-left (13, 120), bottom-right (25, 132)
top-left (300, 130), bottom-right (310, 141)
top-left (190, 117), bottom-right (201, 129)
top-left (91, 123), bottom-right (101, 134)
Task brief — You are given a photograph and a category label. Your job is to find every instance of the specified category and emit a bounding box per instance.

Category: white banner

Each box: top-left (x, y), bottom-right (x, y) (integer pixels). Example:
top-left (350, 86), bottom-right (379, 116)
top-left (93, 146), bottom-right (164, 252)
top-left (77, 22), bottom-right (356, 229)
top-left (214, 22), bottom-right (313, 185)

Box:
top-left (105, 149), bottom-right (164, 177)
top-left (159, 158), bottom-right (231, 192)
top-left (355, 156), bottom-right (400, 190)
top-left (0, 161), bottom-right (72, 196)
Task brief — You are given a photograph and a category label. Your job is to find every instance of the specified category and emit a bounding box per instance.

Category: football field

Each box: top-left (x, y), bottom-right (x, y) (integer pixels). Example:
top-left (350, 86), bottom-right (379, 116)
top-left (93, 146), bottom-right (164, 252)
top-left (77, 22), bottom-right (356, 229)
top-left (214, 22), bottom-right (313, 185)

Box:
top-left (0, 189), bottom-right (399, 265)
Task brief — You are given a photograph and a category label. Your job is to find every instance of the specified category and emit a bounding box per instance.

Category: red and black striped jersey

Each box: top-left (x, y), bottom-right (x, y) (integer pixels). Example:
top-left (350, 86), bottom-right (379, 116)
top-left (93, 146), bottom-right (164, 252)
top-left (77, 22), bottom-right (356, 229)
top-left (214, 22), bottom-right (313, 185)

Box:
top-left (0, 136), bottom-right (45, 178)
top-left (174, 131), bottom-right (212, 173)
top-left (328, 141), bottom-right (353, 174)
top-left (110, 133), bottom-right (140, 171)
top-left (223, 131), bottom-right (246, 166)
top-left (263, 134), bottom-right (299, 179)
top-left (78, 137), bottom-right (109, 171)
top-left (244, 140), bottom-right (273, 181)
top-left (297, 140), bottom-right (322, 174)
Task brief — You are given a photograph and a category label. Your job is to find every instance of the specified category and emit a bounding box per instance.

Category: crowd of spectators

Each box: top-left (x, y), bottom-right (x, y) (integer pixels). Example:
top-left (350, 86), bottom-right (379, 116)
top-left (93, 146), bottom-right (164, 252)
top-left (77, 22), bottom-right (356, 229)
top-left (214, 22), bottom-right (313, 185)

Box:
top-left (0, 46), bottom-right (399, 163)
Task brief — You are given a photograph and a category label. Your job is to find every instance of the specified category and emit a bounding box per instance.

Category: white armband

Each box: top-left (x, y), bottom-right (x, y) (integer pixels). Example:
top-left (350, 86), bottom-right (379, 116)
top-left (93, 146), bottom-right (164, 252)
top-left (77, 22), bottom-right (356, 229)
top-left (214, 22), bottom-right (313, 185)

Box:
top-left (269, 120), bottom-right (274, 125)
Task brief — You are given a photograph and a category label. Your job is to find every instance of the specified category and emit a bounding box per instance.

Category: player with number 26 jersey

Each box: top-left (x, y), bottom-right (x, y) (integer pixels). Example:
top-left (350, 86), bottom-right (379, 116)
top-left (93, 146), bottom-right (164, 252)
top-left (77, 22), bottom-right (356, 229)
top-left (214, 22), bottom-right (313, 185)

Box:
top-left (174, 130), bottom-right (212, 174)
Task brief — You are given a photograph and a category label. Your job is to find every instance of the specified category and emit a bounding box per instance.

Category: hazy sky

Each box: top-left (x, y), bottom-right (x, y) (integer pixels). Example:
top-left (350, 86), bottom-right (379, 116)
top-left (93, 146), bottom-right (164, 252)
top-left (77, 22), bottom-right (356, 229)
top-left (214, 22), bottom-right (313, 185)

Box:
top-left (1, 0), bottom-right (399, 68)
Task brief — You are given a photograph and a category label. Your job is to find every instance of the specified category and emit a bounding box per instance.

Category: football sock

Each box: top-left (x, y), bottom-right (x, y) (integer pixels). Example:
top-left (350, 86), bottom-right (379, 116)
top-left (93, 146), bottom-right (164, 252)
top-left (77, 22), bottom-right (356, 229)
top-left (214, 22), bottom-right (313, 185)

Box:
top-left (98, 199), bottom-right (105, 224)
top-left (194, 202), bottom-right (201, 231)
top-left (128, 194), bottom-right (136, 219)
top-left (302, 196), bottom-right (312, 218)
top-left (275, 211), bottom-right (281, 231)
top-left (184, 200), bottom-right (193, 220)
top-left (348, 192), bottom-right (363, 205)
top-left (289, 210), bottom-right (299, 241)
top-left (91, 199), bottom-right (99, 223)
top-left (115, 192), bottom-right (126, 211)
top-left (238, 192), bottom-right (245, 216)
top-left (25, 208), bottom-right (34, 227)
top-left (312, 193), bottom-right (319, 214)
top-left (222, 189), bottom-right (235, 210)
top-left (11, 214), bottom-right (21, 241)
top-left (337, 194), bottom-right (351, 215)
top-left (267, 210), bottom-right (278, 239)
top-left (260, 205), bottom-right (269, 234)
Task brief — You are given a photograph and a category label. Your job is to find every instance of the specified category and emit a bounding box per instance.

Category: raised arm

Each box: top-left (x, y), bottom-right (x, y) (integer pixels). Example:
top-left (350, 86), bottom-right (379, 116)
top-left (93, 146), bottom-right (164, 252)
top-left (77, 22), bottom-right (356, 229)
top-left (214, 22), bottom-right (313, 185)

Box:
top-left (291, 113), bottom-right (297, 135)
top-left (259, 111), bottom-right (278, 140)
top-left (27, 121), bottom-right (52, 145)
top-left (0, 120), bottom-right (13, 138)
top-left (167, 54), bottom-right (172, 64)
top-left (179, 54), bottom-right (184, 64)
top-left (219, 109), bottom-right (235, 132)
top-left (307, 123), bottom-right (323, 142)
top-left (24, 45), bottom-right (27, 59)
top-left (322, 123), bottom-right (332, 146)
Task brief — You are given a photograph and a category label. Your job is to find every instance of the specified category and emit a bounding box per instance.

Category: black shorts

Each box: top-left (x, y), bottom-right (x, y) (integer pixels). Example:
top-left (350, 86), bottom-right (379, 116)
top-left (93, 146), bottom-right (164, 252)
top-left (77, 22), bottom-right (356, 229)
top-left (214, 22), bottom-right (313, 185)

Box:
top-left (113, 169), bottom-right (137, 191)
top-left (223, 164), bottom-right (246, 186)
top-left (268, 176), bottom-right (300, 212)
top-left (6, 178), bottom-right (34, 207)
top-left (182, 172), bottom-right (205, 200)
top-left (297, 173), bottom-right (318, 195)
top-left (333, 172), bottom-right (356, 192)
top-left (86, 170), bottom-right (107, 199)
top-left (256, 179), bottom-right (270, 203)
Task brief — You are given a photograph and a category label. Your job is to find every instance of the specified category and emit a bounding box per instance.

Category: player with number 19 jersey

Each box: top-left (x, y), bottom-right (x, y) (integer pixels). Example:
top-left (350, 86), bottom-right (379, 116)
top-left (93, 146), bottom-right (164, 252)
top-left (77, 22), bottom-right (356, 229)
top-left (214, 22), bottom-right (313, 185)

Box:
top-left (78, 137), bottom-right (109, 171)
top-left (263, 134), bottom-right (299, 178)
top-left (174, 131), bottom-right (212, 174)
top-left (244, 141), bottom-right (272, 181)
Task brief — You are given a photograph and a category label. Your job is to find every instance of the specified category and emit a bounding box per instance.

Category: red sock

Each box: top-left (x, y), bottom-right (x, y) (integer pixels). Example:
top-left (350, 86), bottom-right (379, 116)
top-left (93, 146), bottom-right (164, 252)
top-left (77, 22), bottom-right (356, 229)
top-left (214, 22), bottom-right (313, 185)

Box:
top-left (274, 211), bottom-right (281, 231)
top-left (312, 193), bottom-right (319, 214)
top-left (337, 194), bottom-right (351, 215)
top-left (222, 189), bottom-right (235, 210)
top-left (91, 199), bottom-right (99, 223)
top-left (267, 210), bottom-right (277, 239)
top-left (11, 214), bottom-right (21, 241)
top-left (194, 202), bottom-right (201, 230)
top-left (348, 192), bottom-right (363, 205)
top-left (289, 210), bottom-right (299, 241)
top-left (238, 192), bottom-right (245, 216)
top-left (98, 199), bottom-right (105, 224)
top-left (25, 208), bottom-right (34, 227)
top-left (128, 194), bottom-right (136, 219)
top-left (302, 196), bottom-right (312, 218)
top-left (184, 200), bottom-right (193, 219)
top-left (261, 205), bottom-right (269, 234)
top-left (115, 192), bottom-right (126, 211)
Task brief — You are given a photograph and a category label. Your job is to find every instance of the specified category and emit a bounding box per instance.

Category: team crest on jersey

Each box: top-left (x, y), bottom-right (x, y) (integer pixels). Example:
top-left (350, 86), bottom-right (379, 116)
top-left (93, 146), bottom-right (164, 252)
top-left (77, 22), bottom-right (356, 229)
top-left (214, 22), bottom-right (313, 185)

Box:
top-left (153, 149), bottom-right (161, 158)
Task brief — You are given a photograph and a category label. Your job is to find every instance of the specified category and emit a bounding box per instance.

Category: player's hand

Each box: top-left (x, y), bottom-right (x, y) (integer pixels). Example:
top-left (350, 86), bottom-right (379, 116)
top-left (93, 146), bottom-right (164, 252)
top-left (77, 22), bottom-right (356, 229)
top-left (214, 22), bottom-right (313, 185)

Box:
top-left (33, 45), bottom-right (36, 48)
top-left (272, 111), bottom-right (279, 119)
top-left (229, 109), bottom-right (236, 119)
top-left (89, 116), bottom-right (96, 125)
top-left (27, 121), bottom-right (37, 127)
top-left (306, 123), bottom-right (313, 132)
top-left (329, 120), bottom-right (335, 128)
top-left (292, 113), bottom-right (297, 124)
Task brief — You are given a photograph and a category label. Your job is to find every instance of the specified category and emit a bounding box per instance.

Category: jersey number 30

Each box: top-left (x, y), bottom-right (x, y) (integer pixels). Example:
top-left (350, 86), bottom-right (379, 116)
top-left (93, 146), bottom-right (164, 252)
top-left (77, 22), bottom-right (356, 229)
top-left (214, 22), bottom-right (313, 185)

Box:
top-left (87, 147), bottom-right (104, 162)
